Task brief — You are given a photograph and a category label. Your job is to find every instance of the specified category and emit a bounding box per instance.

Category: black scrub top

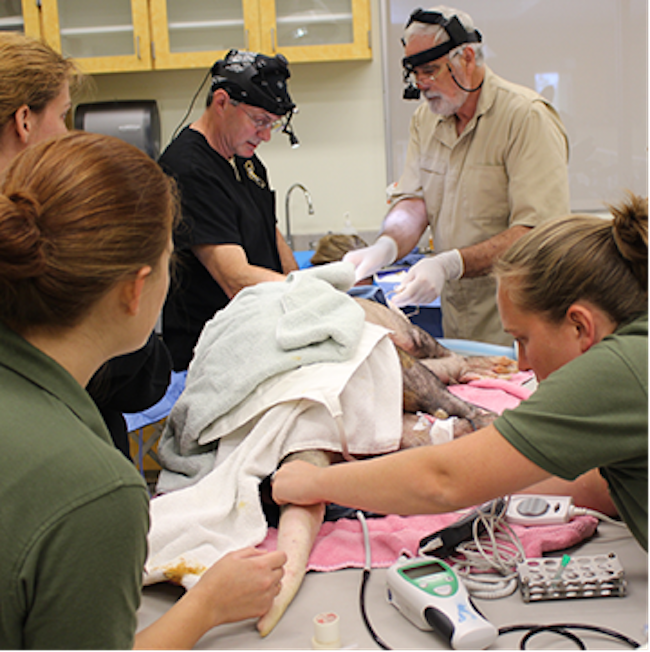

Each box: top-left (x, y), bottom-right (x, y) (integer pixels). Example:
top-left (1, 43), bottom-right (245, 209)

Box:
top-left (87, 332), bottom-right (172, 457)
top-left (159, 127), bottom-right (282, 371)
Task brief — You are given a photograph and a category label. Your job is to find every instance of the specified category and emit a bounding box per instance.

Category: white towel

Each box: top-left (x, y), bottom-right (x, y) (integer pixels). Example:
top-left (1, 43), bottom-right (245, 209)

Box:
top-left (145, 323), bottom-right (402, 588)
top-left (156, 261), bottom-right (366, 488)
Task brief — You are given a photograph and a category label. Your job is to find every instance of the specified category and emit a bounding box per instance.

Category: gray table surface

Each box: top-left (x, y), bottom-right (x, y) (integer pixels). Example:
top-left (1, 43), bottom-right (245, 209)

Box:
top-left (137, 520), bottom-right (647, 650)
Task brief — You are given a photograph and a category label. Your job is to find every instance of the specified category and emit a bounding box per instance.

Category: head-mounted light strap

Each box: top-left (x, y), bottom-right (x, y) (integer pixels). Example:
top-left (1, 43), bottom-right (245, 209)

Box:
top-left (210, 50), bottom-right (295, 116)
top-left (405, 8), bottom-right (447, 29)
top-left (402, 14), bottom-right (482, 72)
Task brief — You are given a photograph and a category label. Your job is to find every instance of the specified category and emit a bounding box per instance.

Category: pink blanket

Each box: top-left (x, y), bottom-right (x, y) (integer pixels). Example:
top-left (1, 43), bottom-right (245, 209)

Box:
top-left (447, 371), bottom-right (535, 415)
top-left (258, 512), bottom-right (598, 571)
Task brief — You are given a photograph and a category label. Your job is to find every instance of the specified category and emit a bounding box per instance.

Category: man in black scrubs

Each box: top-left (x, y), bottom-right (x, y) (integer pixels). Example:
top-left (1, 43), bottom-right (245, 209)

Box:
top-left (160, 49), bottom-right (299, 371)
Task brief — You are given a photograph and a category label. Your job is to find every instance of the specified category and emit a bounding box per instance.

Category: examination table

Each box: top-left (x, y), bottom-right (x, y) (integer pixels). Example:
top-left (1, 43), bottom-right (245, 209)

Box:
top-left (136, 260), bottom-right (645, 648)
top-left (137, 519), bottom-right (648, 649)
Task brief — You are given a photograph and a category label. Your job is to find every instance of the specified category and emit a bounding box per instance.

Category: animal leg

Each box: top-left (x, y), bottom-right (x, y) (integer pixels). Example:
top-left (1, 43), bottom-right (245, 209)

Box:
top-left (356, 297), bottom-right (518, 383)
top-left (257, 449), bottom-right (331, 637)
top-left (355, 297), bottom-right (452, 359)
top-left (398, 348), bottom-right (496, 429)
top-left (456, 354), bottom-right (518, 381)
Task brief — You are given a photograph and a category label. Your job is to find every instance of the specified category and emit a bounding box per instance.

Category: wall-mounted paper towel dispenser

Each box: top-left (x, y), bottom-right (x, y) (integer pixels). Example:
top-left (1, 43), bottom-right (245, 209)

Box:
top-left (74, 100), bottom-right (161, 159)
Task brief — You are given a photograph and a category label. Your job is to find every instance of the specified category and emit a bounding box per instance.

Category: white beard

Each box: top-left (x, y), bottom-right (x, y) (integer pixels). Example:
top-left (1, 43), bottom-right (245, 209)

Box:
top-left (424, 86), bottom-right (468, 117)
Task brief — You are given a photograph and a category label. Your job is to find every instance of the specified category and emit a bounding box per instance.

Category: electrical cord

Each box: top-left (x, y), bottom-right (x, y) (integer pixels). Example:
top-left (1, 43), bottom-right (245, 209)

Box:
top-left (168, 68), bottom-right (211, 145)
top-left (442, 500), bottom-right (625, 599)
top-left (498, 623), bottom-right (642, 649)
top-left (570, 505), bottom-right (628, 526)
top-left (446, 497), bottom-right (526, 599)
top-left (355, 508), bottom-right (641, 651)
top-left (356, 511), bottom-right (391, 650)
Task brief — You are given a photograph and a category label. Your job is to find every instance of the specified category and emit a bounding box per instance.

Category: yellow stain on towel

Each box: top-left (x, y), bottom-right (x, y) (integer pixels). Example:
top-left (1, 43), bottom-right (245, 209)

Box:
top-left (162, 558), bottom-right (207, 585)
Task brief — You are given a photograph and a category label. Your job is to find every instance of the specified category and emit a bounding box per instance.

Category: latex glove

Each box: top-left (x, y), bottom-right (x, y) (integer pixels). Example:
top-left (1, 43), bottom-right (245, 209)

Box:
top-left (342, 235), bottom-right (398, 282)
top-left (391, 249), bottom-right (463, 307)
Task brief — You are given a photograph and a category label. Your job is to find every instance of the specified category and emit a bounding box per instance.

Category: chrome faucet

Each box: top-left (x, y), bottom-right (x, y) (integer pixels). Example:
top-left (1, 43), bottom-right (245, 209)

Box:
top-left (284, 183), bottom-right (314, 250)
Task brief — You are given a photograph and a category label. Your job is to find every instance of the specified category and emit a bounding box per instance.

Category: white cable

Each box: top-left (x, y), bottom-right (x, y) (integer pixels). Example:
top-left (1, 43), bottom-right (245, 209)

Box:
top-left (570, 506), bottom-right (627, 527)
top-left (447, 500), bottom-right (626, 599)
top-left (356, 501), bottom-right (624, 604)
top-left (447, 498), bottom-right (526, 599)
top-left (356, 510), bottom-right (372, 570)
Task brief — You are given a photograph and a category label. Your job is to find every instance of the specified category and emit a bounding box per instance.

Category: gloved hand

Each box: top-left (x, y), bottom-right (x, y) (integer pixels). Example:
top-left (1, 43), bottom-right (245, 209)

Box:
top-left (391, 249), bottom-right (463, 307)
top-left (342, 235), bottom-right (398, 282)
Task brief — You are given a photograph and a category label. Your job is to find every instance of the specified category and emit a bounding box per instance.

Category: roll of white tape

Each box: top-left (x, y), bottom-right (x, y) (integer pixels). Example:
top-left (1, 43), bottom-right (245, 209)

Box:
top-left (312, 611), bottom-right (341, 649)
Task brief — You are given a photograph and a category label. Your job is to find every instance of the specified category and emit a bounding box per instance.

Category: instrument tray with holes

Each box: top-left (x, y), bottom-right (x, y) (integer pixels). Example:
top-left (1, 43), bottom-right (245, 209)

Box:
top-left (516, 552), bottom-right (626, 602)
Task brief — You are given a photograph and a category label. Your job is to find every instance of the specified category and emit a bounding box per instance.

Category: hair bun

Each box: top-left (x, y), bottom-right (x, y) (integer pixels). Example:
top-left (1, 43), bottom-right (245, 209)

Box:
top-left (9, 190), bottom-right (43, 221)
top-left (610, 194), bottom-right (648, 257)
top-left (0, 190), bottom-right (47, 281)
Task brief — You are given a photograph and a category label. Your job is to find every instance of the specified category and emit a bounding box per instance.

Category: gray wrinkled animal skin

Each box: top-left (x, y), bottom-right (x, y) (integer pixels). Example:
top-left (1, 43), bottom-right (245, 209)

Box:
top-left (356, 297), bottom-right (515, 441)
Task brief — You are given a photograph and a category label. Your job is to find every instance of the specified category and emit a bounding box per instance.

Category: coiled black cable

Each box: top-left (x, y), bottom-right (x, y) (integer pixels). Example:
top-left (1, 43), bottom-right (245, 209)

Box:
top-left (498, 623), bottom-right (642, 649)
top-left (355, 512), bottom-right (642, 651)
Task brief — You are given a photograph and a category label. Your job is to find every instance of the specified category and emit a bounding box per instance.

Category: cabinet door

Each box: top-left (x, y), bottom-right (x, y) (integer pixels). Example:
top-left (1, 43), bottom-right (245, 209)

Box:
top-left (0, 0), bottom-right (40, 37)
top-left (150, 0), bottom-right (262, 70)
top-left (40, 0), bottom-right (152, 73)
top-left (259, 0), bottom-right (371, 62)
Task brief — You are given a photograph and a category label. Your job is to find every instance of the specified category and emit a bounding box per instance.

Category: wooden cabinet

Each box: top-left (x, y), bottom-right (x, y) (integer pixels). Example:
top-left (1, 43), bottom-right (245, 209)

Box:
top-left (259, 0), bottom-right (372, 63)
top-left (148, 0), bottom-right (262, 70)
top-left (0, 0), bottom-right (41, 38)
top-left (151, 0), bottom-right (372, 69)
top-left (39, 0), bottom-right (152, 73)
top-left (32, 0), bottom-right (371, 74)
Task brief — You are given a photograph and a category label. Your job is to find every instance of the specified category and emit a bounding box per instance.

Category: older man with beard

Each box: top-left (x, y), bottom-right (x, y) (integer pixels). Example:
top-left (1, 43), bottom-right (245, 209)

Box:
top-left (345, 6), bottom-right (570, 346)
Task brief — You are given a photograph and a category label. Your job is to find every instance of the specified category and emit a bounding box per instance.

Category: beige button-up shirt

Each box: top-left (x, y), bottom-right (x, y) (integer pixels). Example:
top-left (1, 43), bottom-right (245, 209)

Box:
top-left (388, 66), bottom-right (570, 345)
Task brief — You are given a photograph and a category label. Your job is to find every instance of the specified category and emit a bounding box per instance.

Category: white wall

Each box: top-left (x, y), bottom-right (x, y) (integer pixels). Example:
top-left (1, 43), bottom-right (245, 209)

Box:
top-left (82, 0), bottom-right (389, 247)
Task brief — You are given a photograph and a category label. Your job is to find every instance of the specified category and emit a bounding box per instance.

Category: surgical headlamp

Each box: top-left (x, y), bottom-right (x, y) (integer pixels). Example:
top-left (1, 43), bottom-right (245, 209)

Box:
top-left (211, 49), bottom-right (300, 147)
top-left (401, 9), bottom-right (482, 100)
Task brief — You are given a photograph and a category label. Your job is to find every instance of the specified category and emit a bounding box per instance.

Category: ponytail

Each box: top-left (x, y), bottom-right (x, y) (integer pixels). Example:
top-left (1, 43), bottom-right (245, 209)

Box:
top-left (494, 192), bottom-right (648, 325)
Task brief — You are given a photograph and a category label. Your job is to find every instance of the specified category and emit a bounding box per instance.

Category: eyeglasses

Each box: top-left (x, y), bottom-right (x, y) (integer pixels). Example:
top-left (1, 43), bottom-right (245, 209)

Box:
top-left (231, 100), bottom-right (283, 132)
top-left (408, 62), bottom-right (446, 86)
